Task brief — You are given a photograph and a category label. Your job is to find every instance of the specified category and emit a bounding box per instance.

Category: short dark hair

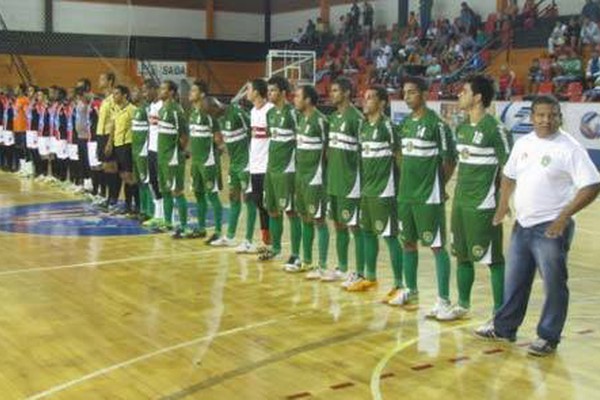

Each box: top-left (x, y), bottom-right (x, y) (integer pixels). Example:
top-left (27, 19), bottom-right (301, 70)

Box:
top-left (368, 85), bottom-right (389, 105)
top-left (531, 94), bottom-right (561, 112)
top-left (56, 87), bottom-right (67, 102)
top-left (332, 76), bottom-right (354, 96)
top-left (114, 85), bottom-right (130, 99)
top-left (77, 78), bottom-right (91, 92)
top-left (163, 80), bottom-right (178, 95)
top-left (267, 76), bottom-right (290, 93)
top-left (403, 76), bottom-right (428, 92)
top-left (300, 85), bottom-right (319, 106)
top-left (465, 74), bottom-right (495, 108)
top-left (251, 79), bottom-right (267, 98)
top-left (104, 72), bottom-right (116, 86)
top-left (143, 79), bottom-right (158, 89)
top-left (193, 79), bottom-right (209, 95)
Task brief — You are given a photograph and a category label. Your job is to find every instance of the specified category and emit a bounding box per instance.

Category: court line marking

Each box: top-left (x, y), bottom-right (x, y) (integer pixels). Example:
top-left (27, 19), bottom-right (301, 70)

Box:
top-left (26, 313), bottom-right (305, 400)
top-left (370, 321), bottom-right (481, 400)
top-left (0, 247), bottom-right (228, 277)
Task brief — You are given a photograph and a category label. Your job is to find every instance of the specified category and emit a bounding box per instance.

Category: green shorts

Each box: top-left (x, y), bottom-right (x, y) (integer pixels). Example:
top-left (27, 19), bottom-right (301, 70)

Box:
top-left (191, 162), bottom-right (221, 194)
top-left (157, 149), bottom-right (185, 194)
top-left (451, 204), bottom-right (504, 264)
top-left (264, 171), bottom-right (295, 213)
top-left (328, 195), bottom-right (360, 226)
top-left (228, 168), bottom-right (250, 195)
top-left (296, 179), bottom-right (327, 220)
top-left (360, 197), bottom-right (398, 237)
top-left (398, 202), bottom-right (446, 247)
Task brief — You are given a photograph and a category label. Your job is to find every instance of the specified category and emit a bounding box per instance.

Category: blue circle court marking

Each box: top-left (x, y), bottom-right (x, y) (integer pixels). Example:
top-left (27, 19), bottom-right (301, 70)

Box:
top-left (0, 201), bottom-right (227, 237)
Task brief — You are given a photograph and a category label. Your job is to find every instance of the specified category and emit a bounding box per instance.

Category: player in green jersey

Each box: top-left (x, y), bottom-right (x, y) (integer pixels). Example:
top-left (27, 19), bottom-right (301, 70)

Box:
top-left (346, 86), bottom-right (403, 294)
top-left (327, 77), bottom-right (367, 287)
top-left (185, 80), bottom-right (225, 242)
top-left (259, 76), bottom-right (302, 268)
top-left (157, 80), bottom-right (189, 236)
top-left (389, 76), bottom-right (457, 315)
top-left (291, 85), bottom-right (331, 278)
top-left (439, 74), bottom-right (513, 322)
top-left (130, 84), bottom-right (153, 221)
top-left (217, 100), bottom-right (254, 248)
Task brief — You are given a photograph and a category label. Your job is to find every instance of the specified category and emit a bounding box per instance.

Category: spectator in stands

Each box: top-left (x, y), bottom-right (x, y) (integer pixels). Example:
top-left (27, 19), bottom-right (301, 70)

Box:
top-left (408, 11), bottom-right (419, 35)
top-left (305, 19), bottom-right (317, 45)
top-left (580, 17), bottom-right (600, 46)
top-left (583, 75), bottom-right (600, 101)
top-left (459, 2), bottom-right (478, 35)
top-left (548, 21), bottom-right (567, 55)
top-left (376, 50), bottom-right (389, 81)
top-left (504, 0), bottom-right (519, 22)
top-left (552, 50), bottom-right (583, 93)
top-left (291, 28), bottom-right (303, 46)
top-left (425, 57), bottom-right (442, 83)
top-left (363, 1), bottom-right (374, 37)
top-left (475, 28), bottom-right (489, 48)
top-left (586, 49), bottom-right (600, 88)
top-left (420, 0), bottom-right (434, 35)
top-left (351, 1), bottom-right (361, 28)
top-left (522, 0), bottom-right (537, 29)
top-left (498, 64), bottom-right (516, 100)
top-left (582, 0), bottom-right (600, 23)
top-left (566, 17), bottom-right (581, 50)
top-left (528, 58), bottom-right (544, 94)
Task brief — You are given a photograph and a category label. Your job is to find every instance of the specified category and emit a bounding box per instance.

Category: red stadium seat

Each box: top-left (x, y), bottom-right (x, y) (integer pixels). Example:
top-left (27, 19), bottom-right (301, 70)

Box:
top-left (567, 82), bottom-right (583, 102)
top-left (538, 81), bottom-right (554, 94)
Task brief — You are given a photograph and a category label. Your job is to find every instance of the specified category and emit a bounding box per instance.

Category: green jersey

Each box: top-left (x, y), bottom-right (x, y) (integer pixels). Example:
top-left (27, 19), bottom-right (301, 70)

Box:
top-left (398, 108), bottom-right (456, 204)
top-left (219, 103), bottom-right (250, 173)
top-left (189, 107), bottom-right (219, 166)
top-left (327, 105), bottom-right (364, 198)
top-left (131, 102), bottom-right (149, 158)
top-left (360, 115), bottom-right (398, 198)
top-left (454, 114), bottom-right (512, 209)
top-left (267, 103), bottom-right (298, 174)
top-left (296, 109), bottom-right (328, 186)
top-left (158, 100), bottom-right (187, 161)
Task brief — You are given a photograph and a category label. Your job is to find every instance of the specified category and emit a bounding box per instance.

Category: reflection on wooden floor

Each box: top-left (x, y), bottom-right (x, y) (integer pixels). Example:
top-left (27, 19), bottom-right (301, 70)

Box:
top-left (0, 171), bottom-right (598, 400)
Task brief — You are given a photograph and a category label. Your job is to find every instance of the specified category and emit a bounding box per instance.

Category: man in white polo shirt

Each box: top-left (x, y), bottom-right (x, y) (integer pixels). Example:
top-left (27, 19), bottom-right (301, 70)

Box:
top-left (476, 95), bottom-right (600, 356)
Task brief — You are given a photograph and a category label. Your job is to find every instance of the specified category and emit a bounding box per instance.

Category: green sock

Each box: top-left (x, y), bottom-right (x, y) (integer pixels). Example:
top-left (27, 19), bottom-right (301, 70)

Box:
top-left (302, 221), bottom-right (315, 264)
top-left (434, 248), bottom-right (451, 301)
top-left (289, 215), bottom-right (302, 257)
top-left (404, 250), bottom-right (419, 292)
top-left (195, 191), bottom-right (207, 232)
top-left (163, 193), bottom-right (174, 225)
top-left (269, 215), bottom-right (283, 254)
top-left (336, 228), bottom-right (350, 272)
top-left (457, 261), bottom-right (475, 309)
top-left (353, 229), bottom-right (366, 277)
top-left (364, 231), bottom-right (378, 281)
top-left (208, 192), bottom-right (223, 234)
top-left (317, 223), bottom-right (329, 268)
top-left (385, 236), bottom-right (403, 288)
top-left (227, 200), bottom-right (242, 239)
top-left (175, 195), bottom-right (188, 228)
top-left (139, 185), bottom-right (147, 216)
top-left (245, 200), bottom-right (257, 242)
top-left (489, 263), bottom-right (505, 313)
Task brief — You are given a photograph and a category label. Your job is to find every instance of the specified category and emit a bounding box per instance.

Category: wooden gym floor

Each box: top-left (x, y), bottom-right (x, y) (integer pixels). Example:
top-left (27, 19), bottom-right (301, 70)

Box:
top-left (0, 171), bottom-right (598, 400)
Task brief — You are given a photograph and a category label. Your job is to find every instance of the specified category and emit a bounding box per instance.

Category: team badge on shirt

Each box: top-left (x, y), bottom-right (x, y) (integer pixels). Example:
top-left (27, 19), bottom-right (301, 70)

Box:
top-left (541, 155), bottom-right (551, 167)
top-left (422, 231), bottom-right (434, 243)
top-left (472, 245), bottom-right (484, 258)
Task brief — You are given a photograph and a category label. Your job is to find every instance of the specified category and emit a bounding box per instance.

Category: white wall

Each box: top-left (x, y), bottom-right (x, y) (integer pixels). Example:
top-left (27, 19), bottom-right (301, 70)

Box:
top-left (272, 8), bottom-right (317, 42)
top-left (0, 0), bottom-right (44, 31)
top-left (54, 1), bottom-right (206, 39)
top-left (214, 11), bottom-right (264, 42)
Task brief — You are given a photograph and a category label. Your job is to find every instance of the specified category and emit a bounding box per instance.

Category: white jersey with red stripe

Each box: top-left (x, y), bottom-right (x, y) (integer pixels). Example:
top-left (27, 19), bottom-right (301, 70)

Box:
top-left (249, 102), bottom-right (274, 174)
top-left (148, 100), bottom-right (163, 153)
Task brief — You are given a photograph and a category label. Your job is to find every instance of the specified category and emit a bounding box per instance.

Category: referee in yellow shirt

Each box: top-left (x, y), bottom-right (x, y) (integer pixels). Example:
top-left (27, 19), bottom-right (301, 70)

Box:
top-left (107, 85), bottom-right (139, 216)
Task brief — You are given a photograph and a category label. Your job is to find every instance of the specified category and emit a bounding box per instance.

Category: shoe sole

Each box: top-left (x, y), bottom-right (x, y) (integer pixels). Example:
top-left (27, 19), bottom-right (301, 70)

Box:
top-left (472, 331), bottom-right (516, 343)
top-left (527, 349), bottom-right (555, 357)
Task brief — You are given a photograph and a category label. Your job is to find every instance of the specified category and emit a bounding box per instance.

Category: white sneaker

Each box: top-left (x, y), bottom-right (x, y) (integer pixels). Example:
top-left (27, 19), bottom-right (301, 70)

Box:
top-left (437, 304), bottom-right (471, 321)
top-left (340, 272), bottom-right (360, 289)
top-left (235, 239), bottom-right (257, 254)
top-left (475, 317), bottom-right (494, 332)
top-left (388, 288), bottom-right (419, 307)
top-left (285, 262), bottom-right (310, 273)
top-left (283, 255), bottom-right (301, 269)
top-left (425, 298), bottom-right (452, 319)
top-left (210, 236), bottom-right (236, 247)
top-left (305, 268), bottom-right (324, 280)
top-left (321, 269), bottom-right (347, 282)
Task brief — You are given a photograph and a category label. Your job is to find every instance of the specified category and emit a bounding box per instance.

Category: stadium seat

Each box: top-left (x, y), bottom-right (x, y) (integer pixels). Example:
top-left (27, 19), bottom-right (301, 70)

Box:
top-left (538, 81), bottom-right (554, 95)
top-left (567, 82), bottom-right (583, 102)
top-left (429, 82), bottom-right (441, 100)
